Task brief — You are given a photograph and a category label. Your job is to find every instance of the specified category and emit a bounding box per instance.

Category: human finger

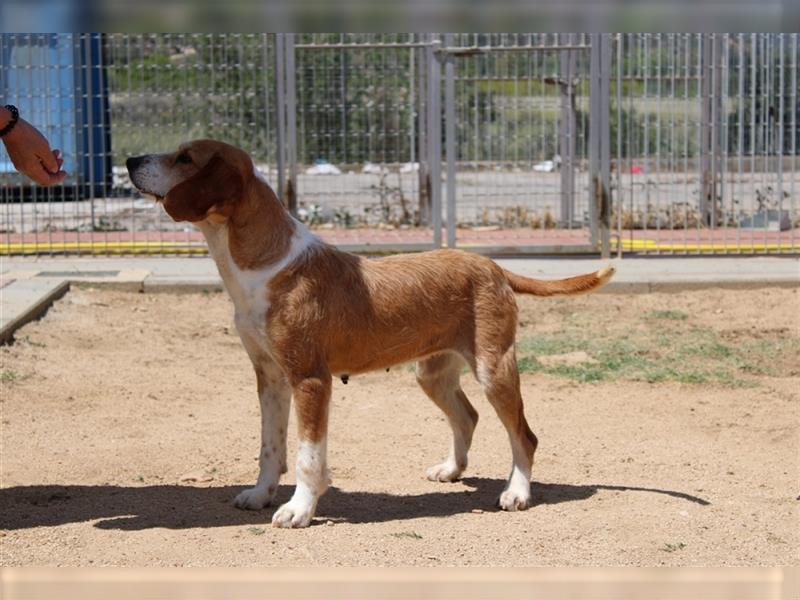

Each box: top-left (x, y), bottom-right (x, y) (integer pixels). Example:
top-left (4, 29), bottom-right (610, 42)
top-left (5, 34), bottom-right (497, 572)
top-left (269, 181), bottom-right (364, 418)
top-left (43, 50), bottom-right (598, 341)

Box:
top-left (39, 145), bottom-right (60, 173)
top-left (47, 170), bottom-right (68, 185)
top-left (25, 162), bottom-right (56, 186)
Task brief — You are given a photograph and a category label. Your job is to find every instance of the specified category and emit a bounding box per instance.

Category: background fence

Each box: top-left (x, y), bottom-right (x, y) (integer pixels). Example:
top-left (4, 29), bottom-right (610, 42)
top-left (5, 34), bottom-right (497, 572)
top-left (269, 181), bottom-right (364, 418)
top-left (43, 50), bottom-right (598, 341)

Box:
top-left (1, 33), bottom-right (798, 256)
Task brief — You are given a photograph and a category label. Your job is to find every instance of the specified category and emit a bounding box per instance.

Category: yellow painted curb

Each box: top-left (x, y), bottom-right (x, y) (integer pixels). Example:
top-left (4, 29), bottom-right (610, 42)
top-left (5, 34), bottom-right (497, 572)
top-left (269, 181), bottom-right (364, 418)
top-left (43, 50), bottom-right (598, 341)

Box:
top-left (0, 241), bottom-right (209, 255)
top-left (617, 239), bottom-right (800, 253)
top-left (1, 238), bottom-right (798, 255)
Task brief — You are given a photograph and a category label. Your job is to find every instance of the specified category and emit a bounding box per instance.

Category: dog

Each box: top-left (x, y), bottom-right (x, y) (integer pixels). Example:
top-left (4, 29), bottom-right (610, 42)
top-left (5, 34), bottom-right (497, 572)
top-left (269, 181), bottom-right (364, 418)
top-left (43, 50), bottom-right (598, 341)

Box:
top-left (126, 140), bottom-right (614, 528)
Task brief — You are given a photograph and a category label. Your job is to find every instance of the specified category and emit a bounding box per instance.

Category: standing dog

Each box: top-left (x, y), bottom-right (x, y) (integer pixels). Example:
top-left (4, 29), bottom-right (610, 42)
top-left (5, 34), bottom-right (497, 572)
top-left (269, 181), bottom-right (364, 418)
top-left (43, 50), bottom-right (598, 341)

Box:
top-left (126, 140), bottom-right (614, 528)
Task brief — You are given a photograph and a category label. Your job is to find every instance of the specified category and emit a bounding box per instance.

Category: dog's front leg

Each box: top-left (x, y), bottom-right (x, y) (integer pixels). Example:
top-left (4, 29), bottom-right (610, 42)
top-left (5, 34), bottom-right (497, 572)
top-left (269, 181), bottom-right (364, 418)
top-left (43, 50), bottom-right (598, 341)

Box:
top-left (234, 361), bottom-right (291, 510)
top-left (271, 373), bottom-right (331, 528)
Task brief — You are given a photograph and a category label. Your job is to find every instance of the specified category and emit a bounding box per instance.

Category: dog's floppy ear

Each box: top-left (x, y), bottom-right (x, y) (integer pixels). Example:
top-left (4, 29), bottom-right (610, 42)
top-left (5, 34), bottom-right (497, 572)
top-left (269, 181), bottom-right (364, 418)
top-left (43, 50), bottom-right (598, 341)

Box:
top-left (163, 154), bottom-right (244, 222)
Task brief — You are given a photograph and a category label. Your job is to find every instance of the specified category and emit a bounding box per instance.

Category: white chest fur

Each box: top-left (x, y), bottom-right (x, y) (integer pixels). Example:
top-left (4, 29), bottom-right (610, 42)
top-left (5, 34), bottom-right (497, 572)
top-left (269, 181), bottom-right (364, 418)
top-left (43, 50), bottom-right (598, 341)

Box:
top-left (198, 219), bottom-right (318, 357)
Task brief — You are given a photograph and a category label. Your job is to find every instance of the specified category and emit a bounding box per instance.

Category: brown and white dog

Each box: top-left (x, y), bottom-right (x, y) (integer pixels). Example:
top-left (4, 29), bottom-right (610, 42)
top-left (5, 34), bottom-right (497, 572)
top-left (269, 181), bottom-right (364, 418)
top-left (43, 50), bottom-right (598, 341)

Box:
top-left (126, 140), bottom-right (614, 528)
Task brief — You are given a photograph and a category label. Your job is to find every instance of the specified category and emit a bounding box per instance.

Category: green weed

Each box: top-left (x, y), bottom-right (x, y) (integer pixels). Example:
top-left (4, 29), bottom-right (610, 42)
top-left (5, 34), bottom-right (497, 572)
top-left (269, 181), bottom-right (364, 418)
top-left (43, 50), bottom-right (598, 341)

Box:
top-left (516, 356), bottom-right (542, 374)
top-left (1, 370), bottom-right (19, 382)
top-left (390, 531), bottom-right (423, 540)
top-left (515, 311), bottom-right (796, 387)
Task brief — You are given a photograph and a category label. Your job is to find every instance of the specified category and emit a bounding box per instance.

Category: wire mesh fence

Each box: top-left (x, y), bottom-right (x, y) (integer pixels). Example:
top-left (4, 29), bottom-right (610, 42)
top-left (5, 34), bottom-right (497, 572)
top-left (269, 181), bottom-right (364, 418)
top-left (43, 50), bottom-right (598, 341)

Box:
top-left (0, 33), bottom-right (797, 256)
top-left (291, 34), bottom-right (424, 230)
top-left (1, 33), bottom-right (279, 254)
top-left (445, 34), bottom-right (595, 250)
top-left (612, 33), bottom-right (799, 253)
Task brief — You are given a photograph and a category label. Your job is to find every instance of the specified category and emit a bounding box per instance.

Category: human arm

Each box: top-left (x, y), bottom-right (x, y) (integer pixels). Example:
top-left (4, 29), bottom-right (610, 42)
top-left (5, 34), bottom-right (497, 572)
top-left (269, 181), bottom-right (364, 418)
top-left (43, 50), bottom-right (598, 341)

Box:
top-left (0, 106), bottom-right (12, 128)
top-left (1, 105), bottom-right (68, 186)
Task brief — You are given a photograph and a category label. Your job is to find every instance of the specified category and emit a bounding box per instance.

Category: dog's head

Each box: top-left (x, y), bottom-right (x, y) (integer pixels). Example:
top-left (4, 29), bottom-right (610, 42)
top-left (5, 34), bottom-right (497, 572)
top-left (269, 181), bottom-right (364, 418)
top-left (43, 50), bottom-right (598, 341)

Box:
top-left (125, 140), bottom-right (253, 222)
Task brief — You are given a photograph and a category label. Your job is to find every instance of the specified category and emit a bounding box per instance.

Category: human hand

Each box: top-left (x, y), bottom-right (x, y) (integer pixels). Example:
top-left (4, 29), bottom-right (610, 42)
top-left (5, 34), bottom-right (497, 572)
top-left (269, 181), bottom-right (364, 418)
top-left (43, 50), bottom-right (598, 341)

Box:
top-left (2, 117), bottom-right (68, 186)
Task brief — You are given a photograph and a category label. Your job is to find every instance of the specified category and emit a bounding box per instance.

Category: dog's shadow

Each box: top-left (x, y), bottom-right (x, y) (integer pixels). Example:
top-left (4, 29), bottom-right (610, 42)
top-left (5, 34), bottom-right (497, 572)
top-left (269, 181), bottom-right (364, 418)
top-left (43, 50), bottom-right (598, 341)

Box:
top-left (0, 478), bottom-right (709, 531)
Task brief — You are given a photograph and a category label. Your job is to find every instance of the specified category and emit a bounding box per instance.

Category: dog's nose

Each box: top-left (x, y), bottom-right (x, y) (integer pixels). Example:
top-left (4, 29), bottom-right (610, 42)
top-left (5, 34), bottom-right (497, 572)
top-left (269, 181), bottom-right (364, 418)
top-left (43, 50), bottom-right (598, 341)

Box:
top-left (126, 155), bottom-right (145, 175)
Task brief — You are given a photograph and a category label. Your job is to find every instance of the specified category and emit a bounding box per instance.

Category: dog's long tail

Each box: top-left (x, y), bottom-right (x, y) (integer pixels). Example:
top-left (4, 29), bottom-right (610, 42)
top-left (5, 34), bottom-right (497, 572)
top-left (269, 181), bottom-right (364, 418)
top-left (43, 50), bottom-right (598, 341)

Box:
top-left (503, 265), bottom-right (615, 297)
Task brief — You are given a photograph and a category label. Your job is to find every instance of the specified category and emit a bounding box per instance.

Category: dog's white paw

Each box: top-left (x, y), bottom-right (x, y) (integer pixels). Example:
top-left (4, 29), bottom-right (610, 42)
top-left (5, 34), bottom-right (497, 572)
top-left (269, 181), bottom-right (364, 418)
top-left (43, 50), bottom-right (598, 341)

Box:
top-left (271, 500), bottom-right (314, 528)
top-left (426, 459), bottom-right (464, 482)
top-left (497, 488), bottom-right (531, 512)
top-left (233, 486), bottom-right (275, 510)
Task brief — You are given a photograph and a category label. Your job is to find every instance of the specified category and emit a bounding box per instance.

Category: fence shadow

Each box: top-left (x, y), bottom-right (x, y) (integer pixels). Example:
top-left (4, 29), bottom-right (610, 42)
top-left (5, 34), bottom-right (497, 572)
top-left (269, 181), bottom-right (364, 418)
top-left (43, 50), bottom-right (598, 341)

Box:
top-left (0, 478), bottom-right (709, 531)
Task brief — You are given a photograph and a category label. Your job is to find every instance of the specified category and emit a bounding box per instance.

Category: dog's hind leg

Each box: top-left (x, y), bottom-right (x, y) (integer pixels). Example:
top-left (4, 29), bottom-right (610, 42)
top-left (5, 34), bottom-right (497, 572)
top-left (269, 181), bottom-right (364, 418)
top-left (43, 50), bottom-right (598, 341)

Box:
top-left (416, 353), bottom-right (479, 482)
top-left (475, 346), bottom-right (538, 511)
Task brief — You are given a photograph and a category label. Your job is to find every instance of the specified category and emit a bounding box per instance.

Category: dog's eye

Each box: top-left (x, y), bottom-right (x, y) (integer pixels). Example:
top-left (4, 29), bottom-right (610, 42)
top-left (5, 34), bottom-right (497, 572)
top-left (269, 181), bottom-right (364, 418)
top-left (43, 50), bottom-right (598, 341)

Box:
top-left (175, 153), bottom-right (192, 165)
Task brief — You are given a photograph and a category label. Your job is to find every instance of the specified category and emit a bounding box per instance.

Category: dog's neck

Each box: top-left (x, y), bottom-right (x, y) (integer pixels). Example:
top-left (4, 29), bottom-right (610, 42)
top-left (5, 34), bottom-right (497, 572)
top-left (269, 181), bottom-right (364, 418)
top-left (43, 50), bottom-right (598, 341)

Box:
top-left (198, 173), bottom-right (303, 273)
top-left (197, 177), bottom-right (320, 316)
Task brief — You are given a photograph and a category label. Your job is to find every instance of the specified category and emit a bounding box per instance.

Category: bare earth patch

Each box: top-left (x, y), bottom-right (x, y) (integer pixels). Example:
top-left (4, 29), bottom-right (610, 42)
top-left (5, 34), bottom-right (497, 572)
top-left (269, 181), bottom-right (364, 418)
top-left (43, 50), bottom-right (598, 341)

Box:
top-left (1, 286), bottom-right (797, 566)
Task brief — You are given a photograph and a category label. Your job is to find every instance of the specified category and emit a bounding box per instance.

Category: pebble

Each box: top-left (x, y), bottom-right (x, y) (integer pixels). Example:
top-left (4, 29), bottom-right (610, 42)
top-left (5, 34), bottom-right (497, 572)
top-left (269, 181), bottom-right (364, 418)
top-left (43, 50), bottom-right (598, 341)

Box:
top-left (471, 509), bottom-right (484, 514)
top-left (178, 470), bottom-right (214, 483)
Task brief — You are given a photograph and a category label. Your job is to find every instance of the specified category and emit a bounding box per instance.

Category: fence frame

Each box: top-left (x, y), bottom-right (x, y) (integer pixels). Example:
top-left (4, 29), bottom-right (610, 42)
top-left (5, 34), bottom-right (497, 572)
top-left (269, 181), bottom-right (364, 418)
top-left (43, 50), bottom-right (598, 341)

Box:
top-left (277, 34), bottom-right (612, 255)
top-left (439, 37), bottom-right (607, 255)
top-left (1, 33), bottom-right (797, 257)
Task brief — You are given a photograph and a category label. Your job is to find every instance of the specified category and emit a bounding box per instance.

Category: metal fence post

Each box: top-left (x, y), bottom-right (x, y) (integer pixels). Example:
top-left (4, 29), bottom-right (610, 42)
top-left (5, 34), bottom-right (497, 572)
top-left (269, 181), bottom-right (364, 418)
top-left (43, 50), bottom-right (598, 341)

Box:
top-left (589, 34), bottom-right (612, 258)
top-left (600, 34), bottom-right (611, 258)
top-left (274, 33), bottom-right (286, 203)
top-left (82, 34), bottom-right (96, 232)
top-left (700, 33), bottom-right (724, 227)
top-left (559, 33), bottom-right (577, 226)
top-left (284, 33), bottom-right (298, 216)
top-left (417, 34), bottom-right (430, 227)
top-left (615, 33), bottom-right (624, 258)
top-left (427, 35), bottom-right (442, 249)
top-left (443, 34), bottom-right (456, 248)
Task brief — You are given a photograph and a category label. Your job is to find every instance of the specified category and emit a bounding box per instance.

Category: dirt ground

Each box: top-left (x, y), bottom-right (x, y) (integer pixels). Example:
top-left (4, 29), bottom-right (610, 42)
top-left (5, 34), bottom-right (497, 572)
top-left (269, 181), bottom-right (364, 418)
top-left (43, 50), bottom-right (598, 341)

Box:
top-left (0, 285), bottom-right (797, 567)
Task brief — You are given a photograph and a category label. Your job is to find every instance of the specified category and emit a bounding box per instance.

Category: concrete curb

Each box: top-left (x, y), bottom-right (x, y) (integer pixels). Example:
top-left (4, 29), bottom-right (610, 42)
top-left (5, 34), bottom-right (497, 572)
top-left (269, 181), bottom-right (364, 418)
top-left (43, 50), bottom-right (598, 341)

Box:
top-left (600, 279), bottom-right (800, 294)
top-left (1, 279), bottom-right (70, 344)
top-left (646, 279), bottom-right (800, 293)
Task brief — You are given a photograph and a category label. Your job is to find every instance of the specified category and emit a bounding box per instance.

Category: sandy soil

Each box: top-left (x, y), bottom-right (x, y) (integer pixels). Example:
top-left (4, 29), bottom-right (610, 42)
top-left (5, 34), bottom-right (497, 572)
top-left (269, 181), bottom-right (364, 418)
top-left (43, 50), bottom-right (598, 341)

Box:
top-left (1, 286), bottom-right (797, 567)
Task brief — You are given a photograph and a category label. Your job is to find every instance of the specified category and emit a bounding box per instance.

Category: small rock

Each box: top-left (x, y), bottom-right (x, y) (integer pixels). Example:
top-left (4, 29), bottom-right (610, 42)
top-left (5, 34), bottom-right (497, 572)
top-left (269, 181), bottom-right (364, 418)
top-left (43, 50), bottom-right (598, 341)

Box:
top-left (326, 520), bottom-right (335, 527)
top-left (179, 470), bottom-right (214, 484)
top-left (471, 509), bottom-right (484, 514)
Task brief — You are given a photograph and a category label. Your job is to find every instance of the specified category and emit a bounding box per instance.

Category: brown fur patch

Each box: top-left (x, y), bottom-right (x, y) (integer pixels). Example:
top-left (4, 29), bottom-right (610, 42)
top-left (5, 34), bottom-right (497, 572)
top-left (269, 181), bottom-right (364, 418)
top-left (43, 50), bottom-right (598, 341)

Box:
top-left (292, 376), bottom-right (331, 442)
top-left (163, 155), bottom-right (244, 222)
top-left (267, 246), bottom-right (516, 376)
top-left (227, 179), bottom-right (295, 271)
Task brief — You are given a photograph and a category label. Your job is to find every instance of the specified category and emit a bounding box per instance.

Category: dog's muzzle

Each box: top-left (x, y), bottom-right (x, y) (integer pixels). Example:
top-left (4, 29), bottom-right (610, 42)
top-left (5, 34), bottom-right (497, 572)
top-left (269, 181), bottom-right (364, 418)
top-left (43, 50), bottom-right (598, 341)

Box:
top-left (125, 155), bottom-right (161, 199)
top-left (125, 155), bottom-right (145, 175)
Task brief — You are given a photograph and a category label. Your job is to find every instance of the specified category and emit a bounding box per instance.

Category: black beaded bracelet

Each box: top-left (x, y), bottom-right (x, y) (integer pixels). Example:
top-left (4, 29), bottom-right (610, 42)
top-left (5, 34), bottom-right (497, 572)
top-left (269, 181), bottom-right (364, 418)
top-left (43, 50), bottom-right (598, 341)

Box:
top-left (0, 104), bottom-right (20, 138)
